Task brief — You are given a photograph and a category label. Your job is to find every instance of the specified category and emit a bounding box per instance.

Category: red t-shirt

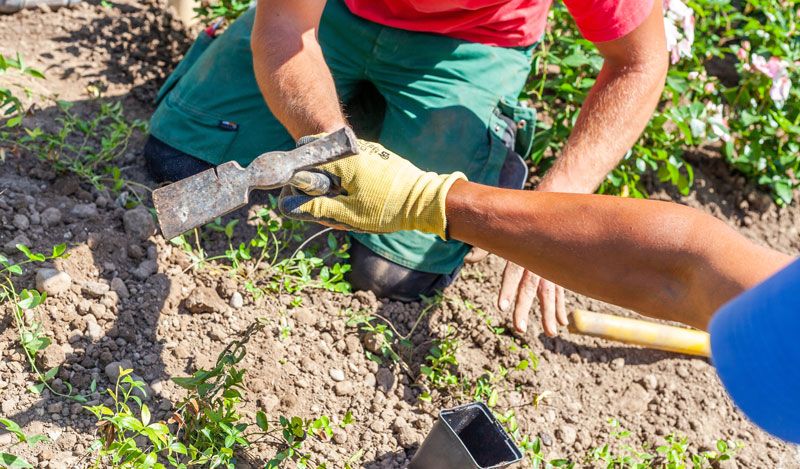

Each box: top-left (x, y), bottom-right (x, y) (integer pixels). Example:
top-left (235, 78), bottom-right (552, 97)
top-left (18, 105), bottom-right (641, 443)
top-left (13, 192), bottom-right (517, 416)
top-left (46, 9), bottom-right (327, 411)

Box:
top-left (343, 0), bottom-right (653, 47)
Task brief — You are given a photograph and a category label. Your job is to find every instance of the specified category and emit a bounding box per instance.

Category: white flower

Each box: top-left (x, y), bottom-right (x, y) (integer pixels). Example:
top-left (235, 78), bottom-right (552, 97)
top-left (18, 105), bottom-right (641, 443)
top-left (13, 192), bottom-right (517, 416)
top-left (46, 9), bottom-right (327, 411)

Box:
top-left (750, 54), bottom-right (792, 106)
top-left (689, 117), bottom-right (706, 139)
top-left (771, 75), bottom-right (791, 107)
top-left (682, 15), bottom-right (695, 44)
top-left (663, 0), bottom-right (695, 64)
top-left (706, 103), bottom-right (731, 142)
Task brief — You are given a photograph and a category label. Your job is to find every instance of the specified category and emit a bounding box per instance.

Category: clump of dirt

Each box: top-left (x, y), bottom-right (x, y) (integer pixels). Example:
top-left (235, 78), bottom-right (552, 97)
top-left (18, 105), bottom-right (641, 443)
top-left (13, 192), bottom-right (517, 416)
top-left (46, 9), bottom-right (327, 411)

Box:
top-left (1, 2), bottom-right (799, 469)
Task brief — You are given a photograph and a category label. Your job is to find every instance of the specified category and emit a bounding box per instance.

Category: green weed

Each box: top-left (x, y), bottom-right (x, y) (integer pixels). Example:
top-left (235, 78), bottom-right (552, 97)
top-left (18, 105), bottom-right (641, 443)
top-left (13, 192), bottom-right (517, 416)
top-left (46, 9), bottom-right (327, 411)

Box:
top-left (85, 320), bottom-right (348, 468)
top-left (172, 198), bottom-right (351, 300)
top-left (588, 418), bottom-right (739, 468)
top-left (13, 100), bottom-right (147, 198)
top-left (193, 0), bottom-right (252, 25)
top-left (0, 52), bottom-right (44, 130)
top-left (0, 417), bottom-right (49, 469)
top-left (0, 243), bottom-right (87, 401)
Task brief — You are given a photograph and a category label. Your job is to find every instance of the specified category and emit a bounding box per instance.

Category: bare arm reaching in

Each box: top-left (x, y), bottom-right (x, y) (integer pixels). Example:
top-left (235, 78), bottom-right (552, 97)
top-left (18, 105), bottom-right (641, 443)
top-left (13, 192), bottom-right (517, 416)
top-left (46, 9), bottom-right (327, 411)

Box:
top-left (495, 0), bottom-right (669, 337)
top-left (280, 142), bottom-right (794, 331)
top-left (251, 0), bottom-right (346, 138)
top-left (446, 181), bottom-right (792, 330)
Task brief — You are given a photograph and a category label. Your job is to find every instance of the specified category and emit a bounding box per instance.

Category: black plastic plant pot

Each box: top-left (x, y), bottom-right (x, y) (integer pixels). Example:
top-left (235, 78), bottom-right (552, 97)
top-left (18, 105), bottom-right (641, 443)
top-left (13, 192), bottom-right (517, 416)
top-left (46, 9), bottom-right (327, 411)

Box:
top-left (409, 401), bottom-right (523, 469)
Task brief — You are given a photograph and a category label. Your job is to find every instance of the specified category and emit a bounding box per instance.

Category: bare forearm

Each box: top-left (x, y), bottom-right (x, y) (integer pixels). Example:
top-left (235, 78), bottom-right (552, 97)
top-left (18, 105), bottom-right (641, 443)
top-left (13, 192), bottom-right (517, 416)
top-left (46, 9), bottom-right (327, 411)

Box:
top-left (446, 181), bottom-right (792, 329)
top-left (251, 1), bottom-right (346, 139)
top-left (541, 0), bottom-right (668, 193)
top-left (543, 65), bottom-right (665, 192)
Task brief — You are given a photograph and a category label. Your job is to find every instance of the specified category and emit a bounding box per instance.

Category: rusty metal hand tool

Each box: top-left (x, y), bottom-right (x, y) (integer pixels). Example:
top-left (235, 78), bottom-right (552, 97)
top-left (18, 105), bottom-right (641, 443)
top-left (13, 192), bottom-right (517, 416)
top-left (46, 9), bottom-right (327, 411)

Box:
top-left (152, 127), bottom-right (358, 240)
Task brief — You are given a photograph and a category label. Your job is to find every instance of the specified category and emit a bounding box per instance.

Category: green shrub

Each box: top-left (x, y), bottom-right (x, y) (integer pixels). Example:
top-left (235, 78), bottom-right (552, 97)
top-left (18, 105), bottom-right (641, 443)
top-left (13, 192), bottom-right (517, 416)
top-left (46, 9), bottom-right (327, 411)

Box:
top-left (530, 0), bottom-right (799, 204)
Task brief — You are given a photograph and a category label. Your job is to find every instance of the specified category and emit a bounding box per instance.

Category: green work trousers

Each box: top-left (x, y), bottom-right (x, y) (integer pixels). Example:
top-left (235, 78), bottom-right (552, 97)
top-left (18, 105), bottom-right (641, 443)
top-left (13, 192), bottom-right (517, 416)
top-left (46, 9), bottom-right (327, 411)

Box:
top-left (149, 0), bottom-right (536, 274)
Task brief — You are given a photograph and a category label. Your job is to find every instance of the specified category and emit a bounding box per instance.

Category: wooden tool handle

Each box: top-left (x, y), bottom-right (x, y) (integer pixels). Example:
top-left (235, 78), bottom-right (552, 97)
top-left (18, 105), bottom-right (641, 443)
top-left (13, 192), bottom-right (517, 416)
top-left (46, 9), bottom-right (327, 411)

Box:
top-left (568, 309), bottom-right (710, 357)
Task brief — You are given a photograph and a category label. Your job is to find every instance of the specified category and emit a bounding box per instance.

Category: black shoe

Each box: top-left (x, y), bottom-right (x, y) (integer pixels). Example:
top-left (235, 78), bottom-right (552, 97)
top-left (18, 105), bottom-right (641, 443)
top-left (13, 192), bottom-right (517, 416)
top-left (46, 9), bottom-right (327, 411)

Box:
top-left (346, 238), bottom-right (460, 302)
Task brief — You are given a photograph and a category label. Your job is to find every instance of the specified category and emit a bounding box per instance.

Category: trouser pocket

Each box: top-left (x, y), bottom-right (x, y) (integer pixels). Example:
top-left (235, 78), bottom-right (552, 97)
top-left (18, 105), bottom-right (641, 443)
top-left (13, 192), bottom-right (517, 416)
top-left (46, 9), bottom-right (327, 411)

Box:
top-left (487, 97), bottom-right (537, 188)
top-left (497, 97), bottom-right (537, 160)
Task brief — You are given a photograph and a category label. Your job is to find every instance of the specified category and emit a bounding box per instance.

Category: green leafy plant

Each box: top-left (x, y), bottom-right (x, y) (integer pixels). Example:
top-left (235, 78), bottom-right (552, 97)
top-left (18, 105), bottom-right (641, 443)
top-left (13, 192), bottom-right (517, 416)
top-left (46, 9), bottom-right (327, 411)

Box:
top-left (85, 368), bottom-right (182, 468)
top-left (588, 418), bottom-right (739, 468)
top-left (0, 244), bottom-right (82, 400)
top-left (85, 320), bottom-right (345, 468)
top-left (528, 0), bottom-right (799, 204)
top-left (193, 0), bottom-right (252, 25)
top-left (0, 417), bottom-right (49, 469)
top-left (345, 310), bottom-right (406, 365)
top-left (173, 200), bottom-right (351, 300)
top-left (0, 52), bottom-right (44, 130)
top-left (10, 100), bottom-right (148, 197)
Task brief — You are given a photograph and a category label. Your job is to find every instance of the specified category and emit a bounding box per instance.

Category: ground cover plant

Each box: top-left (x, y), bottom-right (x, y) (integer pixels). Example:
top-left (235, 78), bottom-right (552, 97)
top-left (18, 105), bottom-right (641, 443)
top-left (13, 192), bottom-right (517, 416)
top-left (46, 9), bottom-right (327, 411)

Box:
top-left (530, 0), bottom-right (800, 203)
top-left (0, 0), bottom-right (798, 468)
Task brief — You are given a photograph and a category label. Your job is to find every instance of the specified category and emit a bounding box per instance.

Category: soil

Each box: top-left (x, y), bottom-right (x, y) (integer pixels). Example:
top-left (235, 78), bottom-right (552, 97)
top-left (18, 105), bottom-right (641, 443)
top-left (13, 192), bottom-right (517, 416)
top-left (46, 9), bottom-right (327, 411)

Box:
top-left (1, 1), bottom-right (799, 468)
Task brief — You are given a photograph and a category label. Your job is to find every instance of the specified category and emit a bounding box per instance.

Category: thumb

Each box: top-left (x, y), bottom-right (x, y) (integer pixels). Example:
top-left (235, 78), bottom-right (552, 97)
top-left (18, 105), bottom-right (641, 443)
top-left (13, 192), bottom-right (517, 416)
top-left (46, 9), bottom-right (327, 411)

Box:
top-left (279, 189), bottom-right (356, 230)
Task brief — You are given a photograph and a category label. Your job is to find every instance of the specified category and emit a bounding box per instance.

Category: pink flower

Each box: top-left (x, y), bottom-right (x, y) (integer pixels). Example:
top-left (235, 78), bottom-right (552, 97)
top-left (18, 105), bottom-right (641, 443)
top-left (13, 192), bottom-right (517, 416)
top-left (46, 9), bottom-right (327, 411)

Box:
top-left (751, 55), bottom-right (788, 79)
top-left (704, 82), bottom-right (716, 94)
top-left (682, 15), bottom-right (695, 44)
top-left (750, 54), bottom-right (792, 106)
top-left (770, 75), bottom-right (791, 106)
top-left (736, 47), bottom-right (748, 62)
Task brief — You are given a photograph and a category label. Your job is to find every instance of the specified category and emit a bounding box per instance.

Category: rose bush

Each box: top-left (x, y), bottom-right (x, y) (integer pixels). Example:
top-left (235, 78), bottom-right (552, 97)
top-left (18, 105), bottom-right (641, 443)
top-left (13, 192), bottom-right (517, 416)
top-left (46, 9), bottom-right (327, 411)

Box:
top-left (529, 0), bottom-right (799, 204)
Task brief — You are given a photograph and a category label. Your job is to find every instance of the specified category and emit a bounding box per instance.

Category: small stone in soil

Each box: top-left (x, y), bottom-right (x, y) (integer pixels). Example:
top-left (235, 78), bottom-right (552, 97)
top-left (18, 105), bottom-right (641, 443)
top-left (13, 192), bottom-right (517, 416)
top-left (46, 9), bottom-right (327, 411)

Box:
top-left (259, 393), bottom-right (280, 412)
top-left (557, 425), bottom-right (577, 446)
top-left (122, 206), bottom-right (156, 241)
top-left (82, 281), bottom-right (110, 298)
top-left (105, 360), bottom-right (134, 381)
top-left (86, 321), bottom-right (104, 340)
top-left (41, 207), bottom-right (62, 226)
top-left (229, 291), bottom-right (244, 309)
top-left (376, 367), bottom-right (395, 392)
top-left (184, 286), bottom-right (228, 314)
top-left (333, 428), bottom-right (348, 444)
top-left (38, 343), bottom-right (66, 369)
top-left (610, 357), bottom-right (625, 370)
top-left (3, 234), bottom-right (31, 253)
top-left (36, 268), bottom-right (72, 296)
top-left (13, 214), bottom-right (30, 230)
top-left (642, 374), bottom-right (658, 390)
top-left (539, 431), bottom-right (553, 446)
top-left (131, 259), bottom-right (158, 281)
top-left (334, 381), bottom-right (355, 396)
top-left (329, 368), bottom-right (345, 382)
top-left (110, 277), bottom-right (130, 299)
top-left (70, 203), bottom-right (99, 219)
top-left (363, 331), bottom-right (385, 354)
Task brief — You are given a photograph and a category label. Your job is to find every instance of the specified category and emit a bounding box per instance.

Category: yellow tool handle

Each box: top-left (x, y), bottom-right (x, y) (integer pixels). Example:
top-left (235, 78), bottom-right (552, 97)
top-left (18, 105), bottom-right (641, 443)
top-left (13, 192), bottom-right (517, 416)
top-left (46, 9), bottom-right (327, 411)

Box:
top-left (568, 309), bottom-right (710, 357)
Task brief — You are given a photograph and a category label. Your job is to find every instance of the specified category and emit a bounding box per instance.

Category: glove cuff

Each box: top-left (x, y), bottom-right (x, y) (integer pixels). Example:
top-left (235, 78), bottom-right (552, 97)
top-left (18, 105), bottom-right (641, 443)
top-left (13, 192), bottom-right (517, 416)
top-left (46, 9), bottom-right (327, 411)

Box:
top-left (423, 171), bottom-right (467, 240)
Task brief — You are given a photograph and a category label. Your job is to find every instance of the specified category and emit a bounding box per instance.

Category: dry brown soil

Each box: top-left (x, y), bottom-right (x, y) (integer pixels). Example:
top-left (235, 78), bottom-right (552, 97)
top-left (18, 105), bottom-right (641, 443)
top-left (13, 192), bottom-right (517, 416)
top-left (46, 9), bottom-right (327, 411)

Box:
top-left (1, 1), bottom-right (799, 468)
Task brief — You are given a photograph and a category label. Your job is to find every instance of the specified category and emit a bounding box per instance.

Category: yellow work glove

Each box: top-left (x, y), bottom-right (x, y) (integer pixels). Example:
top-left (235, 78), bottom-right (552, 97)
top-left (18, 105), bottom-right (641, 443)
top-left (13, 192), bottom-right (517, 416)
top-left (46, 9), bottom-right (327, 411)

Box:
top-left (279, 140), bottom-right (466, 239)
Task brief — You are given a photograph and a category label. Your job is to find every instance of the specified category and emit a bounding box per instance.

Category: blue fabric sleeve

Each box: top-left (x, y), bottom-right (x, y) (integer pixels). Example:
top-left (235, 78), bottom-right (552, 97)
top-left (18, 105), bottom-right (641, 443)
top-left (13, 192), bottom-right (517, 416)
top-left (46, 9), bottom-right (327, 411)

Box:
top-left (710, 258), bottom-right (800, 444)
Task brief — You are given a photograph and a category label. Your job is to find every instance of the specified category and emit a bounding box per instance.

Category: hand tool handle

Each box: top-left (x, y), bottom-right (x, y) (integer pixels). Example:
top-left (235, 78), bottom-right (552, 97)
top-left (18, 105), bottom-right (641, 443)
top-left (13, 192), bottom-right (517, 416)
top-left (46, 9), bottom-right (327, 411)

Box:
top-left (568, 309), bottom-right (710, 357)
top-left (289, 171), bottom-right (332, 196)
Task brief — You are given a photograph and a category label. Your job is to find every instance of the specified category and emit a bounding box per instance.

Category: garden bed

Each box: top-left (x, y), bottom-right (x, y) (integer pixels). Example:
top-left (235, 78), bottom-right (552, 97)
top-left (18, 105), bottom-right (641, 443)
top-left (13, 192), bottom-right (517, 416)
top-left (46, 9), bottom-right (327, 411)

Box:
top-left (1, 1), bottom-right (798, 467)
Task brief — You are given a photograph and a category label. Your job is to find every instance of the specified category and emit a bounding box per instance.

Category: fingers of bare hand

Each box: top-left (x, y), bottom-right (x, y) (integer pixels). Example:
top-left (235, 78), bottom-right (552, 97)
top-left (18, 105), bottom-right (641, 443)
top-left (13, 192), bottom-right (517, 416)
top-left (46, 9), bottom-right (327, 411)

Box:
top-left (556, 286), bottom-right (568, 326)
top-left (499, 262), bottom-right (525, 313)
top-left (539, 280), bottom-right (558, 337)
top-left (465, 246), bottom-right (490, 264)
top-left (513, 270), bottom-right (540, 334)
